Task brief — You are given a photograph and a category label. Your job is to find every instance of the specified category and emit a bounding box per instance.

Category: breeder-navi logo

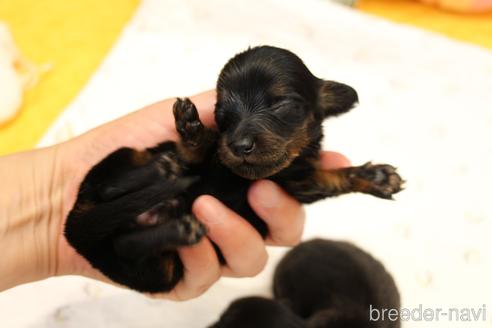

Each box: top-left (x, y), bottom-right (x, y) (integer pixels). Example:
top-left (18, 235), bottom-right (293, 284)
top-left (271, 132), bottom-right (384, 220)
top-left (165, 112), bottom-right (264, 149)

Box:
top-left (369, 304), bottom-right (487, 322)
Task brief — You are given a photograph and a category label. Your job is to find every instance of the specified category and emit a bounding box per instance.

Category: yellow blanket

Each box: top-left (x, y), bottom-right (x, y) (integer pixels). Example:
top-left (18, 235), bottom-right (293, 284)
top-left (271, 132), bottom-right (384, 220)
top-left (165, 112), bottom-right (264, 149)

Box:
top-left (0, 0), bottom-right (139, 155)
top-left (358, 0), bottom-right (492, 49)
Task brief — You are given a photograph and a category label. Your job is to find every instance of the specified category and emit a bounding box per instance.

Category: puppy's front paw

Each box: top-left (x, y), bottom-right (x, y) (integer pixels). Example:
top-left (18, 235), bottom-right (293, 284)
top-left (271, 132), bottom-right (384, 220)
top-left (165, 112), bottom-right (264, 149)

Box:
top-left (173, 98), bottom-right (204, 146)
top-left (351, 162), bottom-right (404, 199)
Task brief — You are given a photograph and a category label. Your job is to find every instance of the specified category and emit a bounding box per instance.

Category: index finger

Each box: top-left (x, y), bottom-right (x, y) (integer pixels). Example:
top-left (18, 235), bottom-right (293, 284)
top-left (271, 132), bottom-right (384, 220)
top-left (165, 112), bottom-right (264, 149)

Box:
top-left (135, 90), bottom-right (217, 131)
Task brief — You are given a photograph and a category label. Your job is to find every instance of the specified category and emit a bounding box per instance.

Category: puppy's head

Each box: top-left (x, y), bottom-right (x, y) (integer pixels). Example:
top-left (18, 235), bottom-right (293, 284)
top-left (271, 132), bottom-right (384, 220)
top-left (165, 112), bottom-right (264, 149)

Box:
top-left (215, 46), bottom-right (358, 179)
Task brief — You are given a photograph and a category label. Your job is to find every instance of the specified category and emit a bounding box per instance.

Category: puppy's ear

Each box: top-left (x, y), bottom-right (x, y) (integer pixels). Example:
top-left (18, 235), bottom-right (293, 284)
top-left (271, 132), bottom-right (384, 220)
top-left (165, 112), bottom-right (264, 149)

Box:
top-left (317, 80), bottom-right (358, 119)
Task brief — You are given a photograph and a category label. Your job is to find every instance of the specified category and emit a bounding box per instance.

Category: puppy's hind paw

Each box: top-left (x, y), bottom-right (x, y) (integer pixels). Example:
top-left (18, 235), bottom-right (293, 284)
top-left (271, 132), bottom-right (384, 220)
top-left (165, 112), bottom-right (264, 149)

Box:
top-left (179, 214), bottom-right (208, 245)
top-left (113, 214), bottom-right (206, 260)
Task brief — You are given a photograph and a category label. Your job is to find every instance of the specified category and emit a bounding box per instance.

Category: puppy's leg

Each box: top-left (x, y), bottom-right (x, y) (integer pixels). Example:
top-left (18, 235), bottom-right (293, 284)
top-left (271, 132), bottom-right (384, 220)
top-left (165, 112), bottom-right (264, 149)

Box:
top-left (81, 147), bottom-right (155, 201)
top-left (279, 162), bottom-right (404, 203)
top-left (172, 97), bottom-right (217, 164)
top-left (67, 177), bottom-right (196, 245)
top-left (65, 176), bottom-right (199, 292)
top-left (88, 146), bottom-right (183, 201)
top-left (113, 214), bottom-right (206, 260)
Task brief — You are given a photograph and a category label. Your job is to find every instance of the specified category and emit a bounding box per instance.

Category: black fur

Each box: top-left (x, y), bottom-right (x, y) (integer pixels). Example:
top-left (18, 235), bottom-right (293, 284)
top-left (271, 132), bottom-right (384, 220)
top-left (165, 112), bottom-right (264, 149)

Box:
top-left (209, 297), bottom-right (305, 328)
top-left (274, 239), bottom-right (401, 328)
top-left (210, 239), bottom-right (401, 328)
top-left (65, 46), bottom-right (404, 292)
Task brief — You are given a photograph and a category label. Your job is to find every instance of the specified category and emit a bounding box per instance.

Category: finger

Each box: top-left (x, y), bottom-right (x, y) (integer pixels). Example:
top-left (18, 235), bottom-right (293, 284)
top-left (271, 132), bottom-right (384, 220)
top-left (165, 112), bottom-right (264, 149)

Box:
top-left (320, 151), bottom-right (351, 169)
top-left (192, 195), bottom-right (268, 278)
top-left (134, 90), bottom-right (217, 132)
top-left (248, 180), bottom-right (305, 247)
top-left (172, 238), bottom-right (222, 301)
top-left (74, 90), bottom-right (216, 164)
top-left (146, 238), bottom-right (221, 301)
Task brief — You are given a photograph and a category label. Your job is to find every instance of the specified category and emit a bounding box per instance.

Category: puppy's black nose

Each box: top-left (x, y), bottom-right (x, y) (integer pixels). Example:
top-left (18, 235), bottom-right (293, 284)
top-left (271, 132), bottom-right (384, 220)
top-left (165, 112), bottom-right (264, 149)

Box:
top-left (230, 137), bottom-right (255, 156)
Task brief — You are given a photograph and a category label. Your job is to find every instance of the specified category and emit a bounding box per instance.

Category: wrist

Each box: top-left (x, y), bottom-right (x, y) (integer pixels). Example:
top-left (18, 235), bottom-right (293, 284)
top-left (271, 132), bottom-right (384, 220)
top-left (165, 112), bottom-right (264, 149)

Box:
top-left (0, 143), bottom-right (74, 290)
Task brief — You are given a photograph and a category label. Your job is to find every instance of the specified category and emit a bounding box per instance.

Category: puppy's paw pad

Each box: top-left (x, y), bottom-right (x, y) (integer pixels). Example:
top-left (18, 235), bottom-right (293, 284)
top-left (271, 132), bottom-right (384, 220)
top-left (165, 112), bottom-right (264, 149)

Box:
top-left (178, 214), bottom-right (207, 245)
top-left (173, 98), bottom-right (203, 144)
top-left (354, 162), bottom-right (404, 199)
top-left (136, 196), bottom-right (185, 227)
top-left (136, 210), bottom-right (161, 226)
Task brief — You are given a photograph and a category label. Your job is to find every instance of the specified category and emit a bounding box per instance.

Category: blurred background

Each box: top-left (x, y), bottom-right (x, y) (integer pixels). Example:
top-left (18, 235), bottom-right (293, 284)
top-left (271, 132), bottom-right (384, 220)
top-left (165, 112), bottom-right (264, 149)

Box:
top-left (1, 0), bottom-right (492, 327)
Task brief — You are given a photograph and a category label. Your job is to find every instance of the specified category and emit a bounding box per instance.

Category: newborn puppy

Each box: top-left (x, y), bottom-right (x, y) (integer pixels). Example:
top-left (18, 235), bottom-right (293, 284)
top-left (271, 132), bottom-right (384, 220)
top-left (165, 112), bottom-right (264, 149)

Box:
top-left (210, 239), bottom-right (400, 328)
top-left (273, 239), bottom-right (401, 328)
top-left (65, 46), bottom-right (404, 293)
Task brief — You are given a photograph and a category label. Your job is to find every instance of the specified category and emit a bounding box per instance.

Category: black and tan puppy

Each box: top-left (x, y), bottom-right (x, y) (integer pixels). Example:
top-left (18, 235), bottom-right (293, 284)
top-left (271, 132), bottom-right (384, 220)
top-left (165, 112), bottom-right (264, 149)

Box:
top-left (65, 46), bottom-right (404, 293)
top-left (210, 239), bottom-right (400, 328)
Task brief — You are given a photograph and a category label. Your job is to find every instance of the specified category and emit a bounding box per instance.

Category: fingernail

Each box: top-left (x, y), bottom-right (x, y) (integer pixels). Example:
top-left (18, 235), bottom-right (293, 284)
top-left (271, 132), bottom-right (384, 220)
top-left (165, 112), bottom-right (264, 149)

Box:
top-left (251, 180), bottom-right (281, 209)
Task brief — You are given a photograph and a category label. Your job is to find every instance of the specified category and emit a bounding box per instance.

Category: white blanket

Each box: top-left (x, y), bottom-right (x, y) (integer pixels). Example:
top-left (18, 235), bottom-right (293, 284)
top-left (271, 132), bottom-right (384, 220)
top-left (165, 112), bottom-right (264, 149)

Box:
top-left (2, 0), bottom-right (491, 327)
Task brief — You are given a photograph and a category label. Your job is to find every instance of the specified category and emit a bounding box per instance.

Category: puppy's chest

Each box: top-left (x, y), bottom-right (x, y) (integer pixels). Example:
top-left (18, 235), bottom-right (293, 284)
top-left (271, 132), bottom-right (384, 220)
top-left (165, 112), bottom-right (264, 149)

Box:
top-left (182, 154), bottom-right (253, 214)
top-left (180, 148), bottom-right (318, 214)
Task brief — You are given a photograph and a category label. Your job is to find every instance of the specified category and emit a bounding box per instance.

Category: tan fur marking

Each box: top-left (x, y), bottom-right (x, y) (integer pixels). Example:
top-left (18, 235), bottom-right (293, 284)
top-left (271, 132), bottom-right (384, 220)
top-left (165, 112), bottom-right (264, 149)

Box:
top-left (131, 150), bottom-right (152, 166)
top-left (74, 201), bottom-right (95, 214)
top-left (286, 114), bottom-right (314, 160)
top-left (177, 128), bottom-right (216, 164)
top-left (317, 82), bottom-right (336, 110)
top-left (315, 169), bottom-right (351, 193)
top-left (351, 178), bottom-right (374, 193)
top-left (161, 257), bottom-right (175, 283)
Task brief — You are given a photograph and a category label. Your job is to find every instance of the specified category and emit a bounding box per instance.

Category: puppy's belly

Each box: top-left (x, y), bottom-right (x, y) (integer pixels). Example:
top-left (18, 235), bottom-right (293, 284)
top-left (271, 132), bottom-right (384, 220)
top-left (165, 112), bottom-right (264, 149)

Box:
top-left (186, 163), bottom-right (268, 238)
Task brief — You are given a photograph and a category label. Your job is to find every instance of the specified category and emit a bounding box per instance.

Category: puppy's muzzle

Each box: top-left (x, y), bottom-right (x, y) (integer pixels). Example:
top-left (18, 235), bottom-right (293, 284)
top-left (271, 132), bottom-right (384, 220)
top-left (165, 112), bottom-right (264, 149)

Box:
top-left (228, 136), bottom-right (255, 157)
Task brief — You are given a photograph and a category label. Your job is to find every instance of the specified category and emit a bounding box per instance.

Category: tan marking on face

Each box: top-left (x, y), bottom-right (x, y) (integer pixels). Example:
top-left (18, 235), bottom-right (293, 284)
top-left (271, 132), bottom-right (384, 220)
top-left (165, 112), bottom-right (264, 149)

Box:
top-left (218, 110), bottom-right (317, 179)
top-left (285, 113), bottom-right (314, 160)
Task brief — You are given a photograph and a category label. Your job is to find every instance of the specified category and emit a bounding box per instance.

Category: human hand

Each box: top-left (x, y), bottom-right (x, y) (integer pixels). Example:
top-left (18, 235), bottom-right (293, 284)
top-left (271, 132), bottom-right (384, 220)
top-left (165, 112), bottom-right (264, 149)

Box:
top-left (0, 90), bottom-right (350, 299)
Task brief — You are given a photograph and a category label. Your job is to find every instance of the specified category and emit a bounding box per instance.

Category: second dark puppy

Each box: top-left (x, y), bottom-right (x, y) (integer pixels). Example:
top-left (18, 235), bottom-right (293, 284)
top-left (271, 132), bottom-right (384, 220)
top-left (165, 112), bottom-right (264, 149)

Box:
top-left (210, 239), bottom-right (401, 328)
top-left (65, 46), bottom-right (404, 292)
